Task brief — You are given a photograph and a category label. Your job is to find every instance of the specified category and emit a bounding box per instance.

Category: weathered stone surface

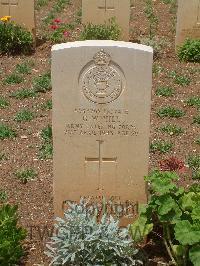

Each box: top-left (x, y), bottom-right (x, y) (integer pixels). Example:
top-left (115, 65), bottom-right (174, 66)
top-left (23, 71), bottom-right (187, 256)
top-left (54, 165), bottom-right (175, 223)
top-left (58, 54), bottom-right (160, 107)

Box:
top-left (82, 0), bottom-right (130, 41)
top-left (176, 0), bottom-right (200, 47)
top-left (52, 41), bottom-right (153, 221)
top-left (0, 0), bottom-right (35, 35)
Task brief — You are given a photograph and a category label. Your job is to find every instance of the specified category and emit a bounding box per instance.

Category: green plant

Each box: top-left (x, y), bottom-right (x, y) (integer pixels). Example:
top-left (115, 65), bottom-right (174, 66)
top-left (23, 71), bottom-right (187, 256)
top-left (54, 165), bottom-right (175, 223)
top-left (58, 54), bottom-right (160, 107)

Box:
top-left (33, 72), bottom-right (51, 92)
top-left (14, 109), bottom-right (34, 122)
top-left (196, 138), bottom-right (200, 145)
top-left (152, 64), bottom-right (164, 75)
top-left (36, 0), bottom-right (49, 10)
top-left (157, 106), bottom-right (185, 118)
top-left (15, 168), bottom-right (37, 184)
top-left (188, 154), bottom-right (200, 180)
top-left (41, 99), bottom-right (52, 110)
top-left (0, 123), bottom-right (17, 140)
top-left (10, 88), bottom-right (37, 99)
top-left (140, 36), bottom-right (167, 58)
top-left (43, 0), bottom-right (71, 24)
top-left (49, 21), bottom-right (72, 43)
top-left (0, 152), bottom-right (8, 161)
top-left (193, 115), bottom-right (200, 125)
top-left (0, 96), bottom-right (9, 108)
top-left (144, 0), bottom-right (158, 38)
top-left (185, 96), bottom-right (200, 109)
top-left (80, 18), bottom-right (121, 40)
top-left (75, 8), bottom-right (82, 24)
top-left (150, 140), bottom-right (173, 154)
top-left (0, 21), bottom-right (33, 55)
top-left (0, 204), bottom-right (26, 265)
top-left (177, 39), bottom-right (200, 63)
top-left (3, 73), bottom-right (24, 85)
top-left (0, 190), bottom-right (7, 203)
top-left (159, 124), bottom-right (184, 136)
top-left (169, 70), bottom-right (191, 86)
top-left (156, 86), bottom-right (175, 97)
top-left (15, 60), bottom-right (33, 75)
top-left (130, 171), bottom-right (200, 266)
top-left (46, 198), bottom-right (143, 266)
top-left (39, 125), bottom-right (53, 159)
top-left (41, 125), bottom-right (52, 142)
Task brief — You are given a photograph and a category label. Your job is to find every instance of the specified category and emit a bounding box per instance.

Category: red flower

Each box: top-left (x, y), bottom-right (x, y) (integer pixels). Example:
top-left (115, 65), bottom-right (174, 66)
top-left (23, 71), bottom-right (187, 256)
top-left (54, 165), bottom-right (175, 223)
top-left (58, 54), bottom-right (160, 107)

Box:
top-left (54, 18), bottom-right (61, 24)
top-left (63, 31), bottom-right (70, 37)
top-left (50, 25), bottom-right (59, 30)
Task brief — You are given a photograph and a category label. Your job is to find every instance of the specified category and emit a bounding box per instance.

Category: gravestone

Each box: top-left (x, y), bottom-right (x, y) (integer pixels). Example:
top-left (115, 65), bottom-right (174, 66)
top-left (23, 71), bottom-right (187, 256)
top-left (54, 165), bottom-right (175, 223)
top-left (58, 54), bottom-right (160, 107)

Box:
top-left (82, 0), bottom-right (130, 41)
top-left (52, 41), bottom-right (153, 222)
top-left (176, 0), bottom-right (200, 47)
top-left (0, 0), bottom-right (35, 36)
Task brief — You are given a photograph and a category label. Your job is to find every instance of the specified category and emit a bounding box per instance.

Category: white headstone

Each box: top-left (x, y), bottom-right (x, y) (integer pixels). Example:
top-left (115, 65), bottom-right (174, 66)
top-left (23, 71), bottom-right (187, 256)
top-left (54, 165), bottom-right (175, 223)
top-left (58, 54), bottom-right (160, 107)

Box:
top-left (176, 0), bottom-right (200, 47)
top-left (0, 0), bottom-right (35, 36)
top-left (52, 41), bottom-right (153, 223)
top-left (82, 0), bottom-right (130, 41)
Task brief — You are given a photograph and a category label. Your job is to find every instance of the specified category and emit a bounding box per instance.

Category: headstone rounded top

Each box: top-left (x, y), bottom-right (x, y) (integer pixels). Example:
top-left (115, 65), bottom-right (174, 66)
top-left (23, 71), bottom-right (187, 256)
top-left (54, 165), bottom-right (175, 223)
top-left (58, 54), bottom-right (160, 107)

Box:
top-left (51, 40), bottom-right (153, 54)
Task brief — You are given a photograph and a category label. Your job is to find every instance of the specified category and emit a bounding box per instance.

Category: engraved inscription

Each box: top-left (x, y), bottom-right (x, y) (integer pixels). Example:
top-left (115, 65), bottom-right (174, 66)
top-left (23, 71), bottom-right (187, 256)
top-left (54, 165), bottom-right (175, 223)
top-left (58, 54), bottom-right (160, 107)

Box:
top-left (79, 50), bottom-right (125, 104)
top-left (65, 108), bottom-right (139, 137)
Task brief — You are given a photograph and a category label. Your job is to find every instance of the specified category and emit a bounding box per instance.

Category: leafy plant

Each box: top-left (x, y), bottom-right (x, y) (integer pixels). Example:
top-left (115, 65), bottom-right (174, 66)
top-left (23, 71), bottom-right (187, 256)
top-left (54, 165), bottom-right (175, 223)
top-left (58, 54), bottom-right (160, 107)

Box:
top-left (193, 115), bottom-right (200, 125)
top-left (196, 138), bottom-right (200, 145)
top-left (15, 60), bottom-right (33, 75)
top-left (144, 0), bottom-right (158, 38)
top-left (157, 106), bottom-right (185, 118)
top-left (49, 20), bottom-right (72, 43)
top-left (0, 152), bottom-right (8, 161)
top-left (43, 0), bottom-right (71, 24)
top-left (80, 18), bottom-right (121, 40)
top-left (0, 20), bottom-right (33, 55)
top-left (0, 96), bottom-right (9, 108)
top-left (156, 86), bottom-right (175, 97)
top-left (10, 88), bottom-right (37, 99)
top-left (0, 190), bottom-right (7, 203)
top-left (169, 70), bottom-right (191, 86)
top-left (39, 125), bottom-right (53, 159)
top-left (46, 198), bottom-right (143, 265)
top-left (152, 64), bottom-right (164, 76)
top-left (159, 124), bottom-right (184, 136)
top-left (140, 36), bottom-right (167, 58)
top-left (33, 72), bottom-right (51, 92)
top-left (186, 96), bottom-right (200, 110)
top-left (0, 204), bottom-right (26, 265)
top-left (15, 168), bottom-right (37, 183)
top-left (41, 99), bottom-right (52, 110)
top-left (187, 154), bottom-right (200, 180)
top-left (177, 39), bottom-right (200, 63)
top-left (150, 140), bottom-right (173, 154)
top-left (130, 171), bottom-right (200, 266)
top-left (3, 73), bottom-right (24, 85)
top-left (36, 0), bottom-right (49, 10)
top-left (0, 123), bottom-right (17, 140)
top-left (14, 109), bottom-right (34, 122)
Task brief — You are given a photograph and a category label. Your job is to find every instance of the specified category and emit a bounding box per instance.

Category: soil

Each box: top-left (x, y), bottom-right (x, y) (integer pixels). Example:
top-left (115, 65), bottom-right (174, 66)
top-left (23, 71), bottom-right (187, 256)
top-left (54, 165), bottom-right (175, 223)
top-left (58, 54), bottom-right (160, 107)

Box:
top-left (0, 0), bottom-right (199, 265)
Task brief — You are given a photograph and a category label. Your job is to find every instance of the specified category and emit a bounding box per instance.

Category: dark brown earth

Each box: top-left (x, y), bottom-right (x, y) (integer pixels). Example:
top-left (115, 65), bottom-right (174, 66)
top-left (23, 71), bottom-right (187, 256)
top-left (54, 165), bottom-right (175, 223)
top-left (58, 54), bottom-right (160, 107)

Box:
top-left (0, 0), bottom-right (199, 265)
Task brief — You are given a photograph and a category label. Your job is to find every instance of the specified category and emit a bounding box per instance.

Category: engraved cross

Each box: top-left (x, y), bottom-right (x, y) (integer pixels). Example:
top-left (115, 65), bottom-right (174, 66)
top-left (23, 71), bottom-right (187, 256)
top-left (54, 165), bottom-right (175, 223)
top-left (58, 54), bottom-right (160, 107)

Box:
top-left (85, 139), bottom-right (117, 191)
top-left (1, 0), bottom-right (18, 16)
top-left (98, 0), bottom-right (115, 11)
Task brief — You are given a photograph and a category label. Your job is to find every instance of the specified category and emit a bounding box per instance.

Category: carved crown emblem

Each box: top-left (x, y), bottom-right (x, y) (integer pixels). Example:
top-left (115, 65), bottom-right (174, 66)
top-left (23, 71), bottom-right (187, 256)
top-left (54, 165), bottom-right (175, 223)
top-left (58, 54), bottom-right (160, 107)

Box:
top-left (93, 49), bottom-right (111, 66)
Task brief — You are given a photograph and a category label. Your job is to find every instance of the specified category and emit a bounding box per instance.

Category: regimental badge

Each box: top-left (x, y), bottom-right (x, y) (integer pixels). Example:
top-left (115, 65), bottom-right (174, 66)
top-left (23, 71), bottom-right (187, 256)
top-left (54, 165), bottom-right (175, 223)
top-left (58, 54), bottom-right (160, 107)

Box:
top-left (79, 49), bottom-right (125, 104)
